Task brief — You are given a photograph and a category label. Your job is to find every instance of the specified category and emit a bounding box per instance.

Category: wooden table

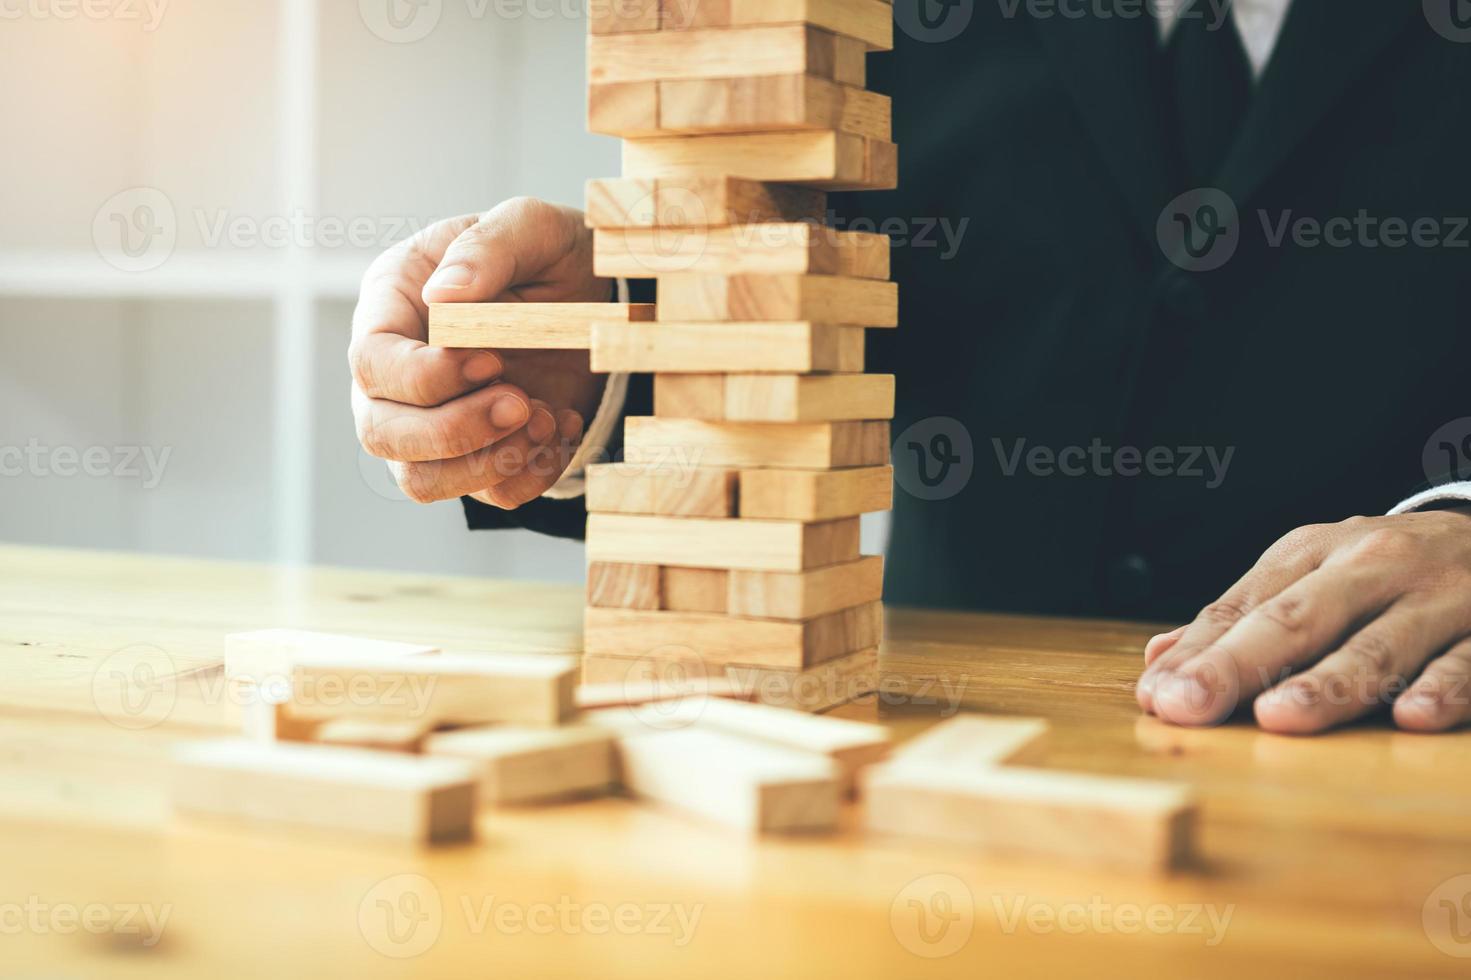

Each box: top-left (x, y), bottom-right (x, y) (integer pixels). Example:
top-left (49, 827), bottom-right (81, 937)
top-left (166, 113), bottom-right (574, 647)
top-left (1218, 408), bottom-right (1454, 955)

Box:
top-left (2, 544), bottom-right (1468, 979)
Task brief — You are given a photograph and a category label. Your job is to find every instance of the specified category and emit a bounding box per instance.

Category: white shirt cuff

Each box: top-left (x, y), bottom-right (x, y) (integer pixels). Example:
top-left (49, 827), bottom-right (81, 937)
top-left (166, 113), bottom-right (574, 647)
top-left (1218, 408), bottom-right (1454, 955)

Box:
top-left (542, 278), bottom-right (632, 501)
top-left (1388, 481), bottom-right (1471, 515)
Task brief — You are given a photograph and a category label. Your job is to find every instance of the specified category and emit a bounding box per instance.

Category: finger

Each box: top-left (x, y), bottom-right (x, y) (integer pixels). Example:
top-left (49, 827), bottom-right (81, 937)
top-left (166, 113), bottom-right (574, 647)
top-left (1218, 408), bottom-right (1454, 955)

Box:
top-left (474, 410), bottom-right (587, 509)
top-left (1254, 599), bottom-right (1469, 734)
top-left (392, 408), bottom-right (561, 504)
top-left (1394, 638), bottom-right (1471, 733)
top-left (354, 382), bottom-right (531, 463)
top-left (1137, 525), bottom-right (1334, 713)
top-left (422, 197), bottom-right (602, 304)
top-left (1144, 626), bottom-right (1186, 666)
top-left (350, 215), bottom-right (508, 406)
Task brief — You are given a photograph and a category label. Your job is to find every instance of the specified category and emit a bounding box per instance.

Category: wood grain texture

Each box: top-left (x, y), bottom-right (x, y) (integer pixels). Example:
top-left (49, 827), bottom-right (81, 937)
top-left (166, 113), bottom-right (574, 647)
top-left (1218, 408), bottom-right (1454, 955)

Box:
top-left (622, 131), bottom-right (897, 191)
top-left (586, 463), bottom-right (737, 517)
top-left (585, 514), bottom-right (861, 571)
top-left (664, 0), bottom-right (892, 48)
top-left (428, 302), bottom-right (655, 350)
top-left (587, 561), bottom-right (662, 610)
top-left (588, 76), bottom-right (890, 139)
top-left (587, 25), bottom-right (863, 85)
top-left (659, 566), bottom-right (730, 613)
top-left (656, 273), bottom-right (898, 325)
top-left (592, 321), bottom-right (865, 373)
top-left (727, 555), bottom-right (886, 620)
top-left (588, 0), bottom-right (660, 32)
top-left (624, 418), bottom-right (889, 469)
top-left (738, 465), bottom-right (894, 520)
top-left (654, 374), bottom-right (895, 421)
top-left (585, 176), bottom-right (827, 228)
top-left (593, 224), bottom-right (889, 278)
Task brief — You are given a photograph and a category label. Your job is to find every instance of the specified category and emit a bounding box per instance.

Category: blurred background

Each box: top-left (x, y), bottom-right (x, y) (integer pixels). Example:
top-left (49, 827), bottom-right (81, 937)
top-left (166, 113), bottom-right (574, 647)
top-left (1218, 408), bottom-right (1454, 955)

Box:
top-left (0, 1), bottom-right (610, 579)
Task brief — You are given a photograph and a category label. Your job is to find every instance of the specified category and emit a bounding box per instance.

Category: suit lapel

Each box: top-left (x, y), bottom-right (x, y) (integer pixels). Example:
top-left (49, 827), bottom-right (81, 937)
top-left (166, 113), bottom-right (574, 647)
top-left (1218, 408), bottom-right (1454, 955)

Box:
top-left (1034, 10), bottom-right (1177, 248)
top-left (1218, 0), bottom-right (1421, 207)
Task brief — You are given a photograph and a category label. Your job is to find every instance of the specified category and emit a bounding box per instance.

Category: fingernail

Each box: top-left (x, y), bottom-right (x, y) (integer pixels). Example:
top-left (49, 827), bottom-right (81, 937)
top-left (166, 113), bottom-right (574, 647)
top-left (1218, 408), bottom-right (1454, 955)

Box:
top-left (528, 408), bottom-right (556, 443)
top-left (463, 353), bottom-right (502, 384)
top-left (490, 395), bottom-right (528, 429)
top-left (559, 411), bottom-right (584, 441)
top-left (427, 264), bottom-right (475, 290)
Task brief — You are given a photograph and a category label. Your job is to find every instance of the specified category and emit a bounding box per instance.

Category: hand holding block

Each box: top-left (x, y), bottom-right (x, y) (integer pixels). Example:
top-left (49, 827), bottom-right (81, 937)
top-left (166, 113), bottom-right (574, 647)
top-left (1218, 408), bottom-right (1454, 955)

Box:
top-left (593, 224), bottom-right (889, 279)
top-left (622, 131), bottom-right (896, 191)
top-left (657, 274), bottom-right (898, 326)
top-left (598, 725), bottom-right (842, 832)
top-left (589, 75), bottom-right (890, 140)
top-left (585, 176), bottom-right (827, 229)
top-left (423, 725), bottom-right (616, 804)
top-left (286, 651), bottom-right (578, 727)
top-left (588, 25), bottom-right (864, 85)
top-left (224, 629), bottom-right (438, 687)
top-left (586, 513), bottom-right (859, 571)
top-left (172, 739), bottom-right (477, 843)
top-left (428, 302), bottom-right (654, 350)
top-left (591, 322), bottom-right (865, 374)
top-left (654, 374), bottom-right (896, 422)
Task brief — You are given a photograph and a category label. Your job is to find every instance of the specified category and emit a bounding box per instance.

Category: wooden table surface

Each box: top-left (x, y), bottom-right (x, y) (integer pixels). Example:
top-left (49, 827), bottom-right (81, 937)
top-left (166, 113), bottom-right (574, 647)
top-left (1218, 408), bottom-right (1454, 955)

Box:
top-left (2, 544), bottom-right (1469, 979)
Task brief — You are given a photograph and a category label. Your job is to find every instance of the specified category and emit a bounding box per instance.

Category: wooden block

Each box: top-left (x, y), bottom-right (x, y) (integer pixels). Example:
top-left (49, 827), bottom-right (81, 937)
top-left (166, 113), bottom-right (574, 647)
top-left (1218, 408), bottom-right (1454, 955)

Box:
top-left (423, 725), bottom-right (615, 804)
top-left (587, 25), bottom-right (860, 85)
top-left (586, 514), bottom-right (860, 571)
top-left (659, 566), bottom-right (728, 613)
top-left (587, 561), bottom-right (662, 610)
top-left (725, 646), bottom-right (879, 710)
top-left (592, 321), bottom-right (865, 373)
top-left (727, 555), bottom-right (884, 620)
top-left (656, 374), bottom-right (895, 421)
top-left (580, 652), bottom-right (715, 685)
top-left (606, 726), bottom-right (841, 832)
top-left (588, 76), bottom-right (890, 139)
top-left (668, 0), bottom-right (893, 50)
top-left (241, 695), bottom-right (322, 743)
top-left (312, 718), bottom-right (438, 753)
top-left (690, 697), bottom-right (889, 790)
top-left (624, 418), bottom-right (889, 469)
top-left (862, 762), bottom-right (1197, 874)
top-left (657, 274), bottom-right (898, 326)
top-left (427, 302), bottom-right (654, 350)
top-left (224, 629), bottom-right (437, 687)
top-left (584, 601), bottom-right (881, 669)
top-left (172, 739), bottom-right (476, 843)
top-left (622, 131), bottom-right (896, 191)
top-left (575, 675), bottom-right (755, 709)
top-left (890, 715), bottom-right (1050, 769)
top-left (589, 0), bottom-right (660, 33)
top-left (586, 463), bottom-right (736, 517)
top-left (286, 652), bottom-right (578, 727)
top-left (585, 176), bottom-right (827, 228)
top-left (738, 464), bottom-right (893, 520)
top-left (593, 224), bottom-right (888, 278)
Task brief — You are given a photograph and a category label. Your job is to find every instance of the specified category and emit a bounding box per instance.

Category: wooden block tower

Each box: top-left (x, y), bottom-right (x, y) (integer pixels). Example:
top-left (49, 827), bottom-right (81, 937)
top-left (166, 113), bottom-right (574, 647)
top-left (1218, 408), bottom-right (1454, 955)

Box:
top-left (579, 0), bottom-right (898, 711)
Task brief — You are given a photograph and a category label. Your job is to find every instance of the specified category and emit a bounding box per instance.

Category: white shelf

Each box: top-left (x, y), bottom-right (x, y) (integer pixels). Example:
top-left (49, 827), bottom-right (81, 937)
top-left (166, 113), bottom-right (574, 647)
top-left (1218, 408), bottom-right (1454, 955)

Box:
top-left (0, 249), bottom-right (367, 301)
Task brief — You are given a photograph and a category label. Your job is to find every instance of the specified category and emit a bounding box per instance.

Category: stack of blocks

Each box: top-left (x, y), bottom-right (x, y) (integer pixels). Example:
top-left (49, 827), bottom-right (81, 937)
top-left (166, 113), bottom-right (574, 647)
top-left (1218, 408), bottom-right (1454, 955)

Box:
top-left (579, 0), bottom-right (899, 711)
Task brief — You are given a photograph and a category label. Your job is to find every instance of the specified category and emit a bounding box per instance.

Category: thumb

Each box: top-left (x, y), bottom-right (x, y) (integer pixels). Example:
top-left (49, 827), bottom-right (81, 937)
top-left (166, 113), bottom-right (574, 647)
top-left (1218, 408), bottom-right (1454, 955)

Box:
top-left (422, 196), bottom-right (585, 304)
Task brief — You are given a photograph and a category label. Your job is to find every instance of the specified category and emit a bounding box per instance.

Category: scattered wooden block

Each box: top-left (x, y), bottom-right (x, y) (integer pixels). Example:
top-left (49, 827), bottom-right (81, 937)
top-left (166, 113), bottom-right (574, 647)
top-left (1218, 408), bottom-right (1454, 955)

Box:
top-left (889, 715), bottom-right (1050, 768)
top-left (659, 566), bottom-right (729, 613)
top-left (312, 718), bottom-right (438, 753)
top-left (588, 0), bottom-right (660, 33)
top-left (727, 556), bottom-right (885, 620)
top-left (575, 675), bottom-right (755, 709)
top-left (726, 646), bottom-right (880, 711)
top-left (224, 629), bottom-right (437, 687)
top-left (587, 25), bottom-right (863, 86)
top-left (600, 726), bottom-right (842, 832)
top-left (622, 131), bottom-right (897, 191)
top-left (654, 374), bottom-right (895, 421)
top-left (690, 697), bottom-right (890, 791)
top-left (172, 739), bottom-right (477, 843)
top-left (624, 418), bottom-right (889, 469)
top-left (737, 464), bottom-right (893, 520)
top-left (587, 561), bottom-right (662, 610)
top-left (586, 463), bottom-right (736, 517)
top-left (862, 763), bottom-right (1197, 874)
top-left (593, 224), bottom-right (888, 279)
top-left (588, 76), bottom-right (890, 139)
top-left (668, 0), bottom-right (893, 50)
top-left (423, 725), bottom-right (615, 805)
top-left (656, 274), bottom-right (898, 326)
top-left (285, 651), bottom-right (578, 727)
top-left (427, 302), bottom-right (654, 350)
top-left (585, 176), bottom-right (827, 229)
top-left (591, 321), bottom-right (865, 373)
top-left (586, 514), bottom-right (859, 571)
top-left (584, 601), bottom-right (882, 669)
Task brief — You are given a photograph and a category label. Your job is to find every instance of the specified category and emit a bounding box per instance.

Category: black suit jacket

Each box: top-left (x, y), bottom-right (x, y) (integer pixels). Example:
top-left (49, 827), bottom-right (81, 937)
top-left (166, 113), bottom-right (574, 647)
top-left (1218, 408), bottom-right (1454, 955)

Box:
top-left (468, 0), bottom-right (1471, 622)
